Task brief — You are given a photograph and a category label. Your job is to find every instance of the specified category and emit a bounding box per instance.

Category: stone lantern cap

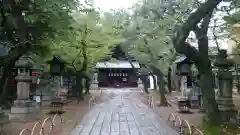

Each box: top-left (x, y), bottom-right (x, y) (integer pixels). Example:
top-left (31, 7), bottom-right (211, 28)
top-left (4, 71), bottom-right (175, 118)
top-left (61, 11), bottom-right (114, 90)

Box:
top-left (214, 49), bottom-right (234, 69)
top-left (15, 55), bottom-right (34, 69)
top-left (46, 56), bottom-right (66, 65)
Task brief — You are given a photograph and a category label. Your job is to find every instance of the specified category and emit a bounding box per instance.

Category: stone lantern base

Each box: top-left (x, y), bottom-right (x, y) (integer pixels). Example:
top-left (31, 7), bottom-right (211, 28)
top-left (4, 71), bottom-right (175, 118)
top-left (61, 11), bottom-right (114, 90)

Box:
top-left (8, 99), bottom-right (40, 121)
top-left (90, 81), bottom-right (98, 90)
top-left (217, 97), bottom-right (238, 123)
top-left (0, 107), bottom-right (9, 125)
top-left (138, 83), bottom-right (144, 90)
top-left (40, 94), bottom-right (52, 106)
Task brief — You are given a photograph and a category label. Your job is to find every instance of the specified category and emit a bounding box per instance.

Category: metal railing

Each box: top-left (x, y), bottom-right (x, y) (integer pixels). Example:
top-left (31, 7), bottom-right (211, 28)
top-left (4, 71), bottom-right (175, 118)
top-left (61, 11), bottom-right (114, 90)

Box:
top-left (31, 121), bottom-right (43, 135)
top-left (148, 95), bottom-right (155, 108)
top-left (88, 95), bottom-right (96, 108)
top-left (19, 113), bottom-right (64, 135)
top-left (167, 112), bottom-right (204, 135)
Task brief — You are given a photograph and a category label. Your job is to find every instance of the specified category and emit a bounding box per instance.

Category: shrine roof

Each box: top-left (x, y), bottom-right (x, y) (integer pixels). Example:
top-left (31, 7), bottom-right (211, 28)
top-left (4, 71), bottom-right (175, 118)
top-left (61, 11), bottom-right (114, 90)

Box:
top-left (96, 60), bottom-right (140, 69)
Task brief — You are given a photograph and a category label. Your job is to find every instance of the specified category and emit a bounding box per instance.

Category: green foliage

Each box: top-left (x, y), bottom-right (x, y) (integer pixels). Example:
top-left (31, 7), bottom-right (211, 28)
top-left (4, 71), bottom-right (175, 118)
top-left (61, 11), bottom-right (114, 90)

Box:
top-left (1, 0), bottom-right (77, 47)
top-left (118, 0), bottom-right (194, 75)
top-left (0, 0), bottom-right (79, 70)
top-left (203, 123), bottom-right (240, 135)
top-left (224, 1), bottom-right (240, 63)
top-left (46, 5), bottom-right (124, 73)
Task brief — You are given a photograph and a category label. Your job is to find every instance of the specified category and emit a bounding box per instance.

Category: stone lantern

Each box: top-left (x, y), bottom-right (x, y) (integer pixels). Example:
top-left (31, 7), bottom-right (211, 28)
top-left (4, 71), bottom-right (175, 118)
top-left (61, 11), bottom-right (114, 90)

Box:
top-left (9, 56), bottom-right (39, 121)
top-left (46, 56), bottom-right (66, 100)
top-left (47, 56), bottom-right (65, 76)
top-left (174, 56), bottom-right (194, 112)
top-left (90, 72), bottom-right (98, 90)
top-left (175, 56), bottom-right (193, 96)
top-left (214, 49), bottom-right (238, 123)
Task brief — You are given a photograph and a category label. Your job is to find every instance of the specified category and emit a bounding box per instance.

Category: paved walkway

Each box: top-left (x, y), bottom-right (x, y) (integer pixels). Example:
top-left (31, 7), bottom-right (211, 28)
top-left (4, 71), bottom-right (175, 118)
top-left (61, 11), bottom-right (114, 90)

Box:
top-left (70, 88), bottom-right (178, 135)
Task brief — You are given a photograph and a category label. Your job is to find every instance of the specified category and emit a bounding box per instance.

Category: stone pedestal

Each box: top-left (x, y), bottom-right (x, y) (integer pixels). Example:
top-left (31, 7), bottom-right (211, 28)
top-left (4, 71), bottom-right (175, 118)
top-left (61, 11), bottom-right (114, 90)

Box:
top-left (34, 79), bottom-right (58, 106)
top-left (137, 78), bottom-right (144, 89)
top-left (41, 95), bottom-right (52, 106)
top-left (54, 76), bottom-right (67, 102)
top-left (216, 71), bottom-right (238, 122)
top-left (9, 100), bottom-right (40, 121)
top-left (9, 59), bottom-right (40, 121)
top-left (59, 87), bottom-right (68, 101)
top-left (90, 73), bottom-right (99, 90)
top-left (214, 49), bottom-right (238, 123)
top-left (35, 90), bottom-right (52, 106)
top-left (90, 81), bottom-right (98, 90)
top-left (0, 107), bottom-right (9, 125)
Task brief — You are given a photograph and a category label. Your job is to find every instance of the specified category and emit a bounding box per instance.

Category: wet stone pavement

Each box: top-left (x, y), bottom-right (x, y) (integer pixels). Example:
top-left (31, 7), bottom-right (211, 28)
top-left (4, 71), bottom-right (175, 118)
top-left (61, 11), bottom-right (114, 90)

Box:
top-left (70, 88), bottom-right (179, 135)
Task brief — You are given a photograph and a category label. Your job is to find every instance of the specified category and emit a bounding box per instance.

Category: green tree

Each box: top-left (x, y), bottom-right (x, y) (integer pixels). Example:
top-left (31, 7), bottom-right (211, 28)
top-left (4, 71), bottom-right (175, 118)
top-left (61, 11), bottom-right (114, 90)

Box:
top-left (0, 0), bottom-right (78, 105)
top-left (172, 0), bottom-right (224, 126)
top-left (116, 0), bottom-right (193, 105)
top-left (224, 1), bottom-right (240, 63)
top-left (48, 7), bottom-right (124, 98)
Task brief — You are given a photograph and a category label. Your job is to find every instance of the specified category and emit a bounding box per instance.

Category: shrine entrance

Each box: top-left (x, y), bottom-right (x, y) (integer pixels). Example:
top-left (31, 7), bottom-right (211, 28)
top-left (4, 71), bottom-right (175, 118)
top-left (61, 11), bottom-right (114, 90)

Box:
top-left (96, 61), bottom-right (139, 88)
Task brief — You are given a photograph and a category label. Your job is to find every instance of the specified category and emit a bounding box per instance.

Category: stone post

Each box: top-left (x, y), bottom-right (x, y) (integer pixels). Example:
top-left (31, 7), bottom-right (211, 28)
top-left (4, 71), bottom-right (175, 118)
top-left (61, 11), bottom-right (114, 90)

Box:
top-left (53, 76), bottom-right (67, 101)
top-left (9, 56), bottom-right (39, 121)
top-left (90, 73), bottom-right (98, 90)
top-left (137, 78), bottom-right (144, 90)
top-left (214, 49), bottom-right (238, 123)
top-left (35, 78), bottom-right (59, 106)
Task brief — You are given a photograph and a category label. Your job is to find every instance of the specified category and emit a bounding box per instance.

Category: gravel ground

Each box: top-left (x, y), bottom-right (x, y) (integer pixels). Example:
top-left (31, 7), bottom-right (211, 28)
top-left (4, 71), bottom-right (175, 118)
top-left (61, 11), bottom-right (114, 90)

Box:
top-left (2, 90), bottom-right (102, 135)
top-left (137, 90), bottom-right (240, 129)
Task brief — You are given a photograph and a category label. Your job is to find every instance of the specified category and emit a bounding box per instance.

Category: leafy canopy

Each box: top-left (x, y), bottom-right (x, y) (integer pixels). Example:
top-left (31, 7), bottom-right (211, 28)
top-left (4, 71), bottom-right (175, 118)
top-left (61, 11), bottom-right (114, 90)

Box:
top-left (118, 0), bottom-right (194, 74)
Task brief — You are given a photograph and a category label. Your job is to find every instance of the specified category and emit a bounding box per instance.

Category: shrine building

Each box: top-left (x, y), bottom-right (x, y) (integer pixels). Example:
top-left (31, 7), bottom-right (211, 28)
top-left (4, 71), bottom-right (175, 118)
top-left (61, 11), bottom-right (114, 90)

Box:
top-left (96, 60), bottom-right (140, 87)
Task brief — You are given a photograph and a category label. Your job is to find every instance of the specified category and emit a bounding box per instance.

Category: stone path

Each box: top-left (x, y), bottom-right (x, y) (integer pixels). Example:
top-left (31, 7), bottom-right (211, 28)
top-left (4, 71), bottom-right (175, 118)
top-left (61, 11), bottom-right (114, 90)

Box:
top-left (70, 88), bottom-right (179, 135)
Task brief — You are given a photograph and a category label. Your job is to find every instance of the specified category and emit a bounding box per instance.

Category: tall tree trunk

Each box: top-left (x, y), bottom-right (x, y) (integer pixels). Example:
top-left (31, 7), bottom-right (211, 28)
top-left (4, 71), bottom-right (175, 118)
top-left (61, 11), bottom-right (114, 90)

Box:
top-left (157, 74), bottom-right (168, 106)
top-left (80, 25), bottom-right (88, 94)
top-left (77, 76), bottom-right (84, 101)
top-left (84, 78), bottom-right (90, 95)
top-left (172, 0), bottom-right (222, 125)
top-left (140, 75), bottom-right (149, 94)
top-left (199, 69), bottom-right (220, 124)
top-left (167, 67), bottom-right (172, 94)
top-left (151, 66), bottom-right (168, 106)
top-left (0, 60), bottom-right (16, 106)
top-left (72, 75), bottom-right (78, 98)
top-left (0, 0), bottom-right (32, 106)
top-left (195, 11), bottom-right (220, 125)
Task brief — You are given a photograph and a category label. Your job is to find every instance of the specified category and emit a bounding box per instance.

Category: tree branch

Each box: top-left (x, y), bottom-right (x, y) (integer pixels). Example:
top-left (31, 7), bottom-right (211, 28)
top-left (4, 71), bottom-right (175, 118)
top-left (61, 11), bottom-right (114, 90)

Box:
top-left (72, 60), bottom-right (77, 70)
top-left (194, 11), bottom-right (213, 57)
top-left (80, 24), bottom-right (88, 72)
top-left (0, 42), bottom-right (31, 66)
top-left (173, 0), bottom-right (222, 53)
top-left (212, 19), bottom-right (220, 53)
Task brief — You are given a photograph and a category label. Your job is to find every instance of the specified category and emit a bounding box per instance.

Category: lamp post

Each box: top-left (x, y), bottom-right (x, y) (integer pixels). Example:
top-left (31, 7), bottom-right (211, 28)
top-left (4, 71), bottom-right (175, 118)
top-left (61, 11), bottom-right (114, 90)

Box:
top-left (46, 56), bottom-right (65, 98)
top-left (214, 49), bottom-right (238, 122)
top-left (212, 53), bottom-right (240, 94)
top-left (9, 55), bottom-right (40, 121)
